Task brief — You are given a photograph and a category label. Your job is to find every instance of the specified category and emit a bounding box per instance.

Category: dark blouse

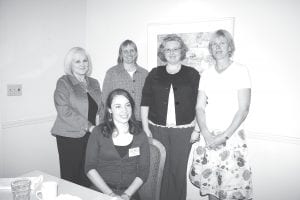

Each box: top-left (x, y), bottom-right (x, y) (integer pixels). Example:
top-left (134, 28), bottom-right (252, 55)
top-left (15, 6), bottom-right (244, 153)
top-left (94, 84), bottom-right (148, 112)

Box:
top-left (115, 141), bottom-right (133, 158)
top-left (85, 125), bottom-right (150, 188)
top-left (87, 92), bottom-right (98, 125)
top-left (141, 65), bottom-right (200, 126)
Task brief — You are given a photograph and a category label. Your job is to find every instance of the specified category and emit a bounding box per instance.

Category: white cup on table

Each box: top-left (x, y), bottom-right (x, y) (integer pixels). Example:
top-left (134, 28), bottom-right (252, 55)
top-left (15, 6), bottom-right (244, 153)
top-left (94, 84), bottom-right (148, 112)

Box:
top-left (36, 181), bottom-right (58, 200)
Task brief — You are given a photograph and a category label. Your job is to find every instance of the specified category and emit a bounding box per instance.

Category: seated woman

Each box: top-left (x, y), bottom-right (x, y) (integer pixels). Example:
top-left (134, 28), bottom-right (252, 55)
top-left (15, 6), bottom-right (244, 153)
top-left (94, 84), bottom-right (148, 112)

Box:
top-left (85, 88), bottom-right (150, 200)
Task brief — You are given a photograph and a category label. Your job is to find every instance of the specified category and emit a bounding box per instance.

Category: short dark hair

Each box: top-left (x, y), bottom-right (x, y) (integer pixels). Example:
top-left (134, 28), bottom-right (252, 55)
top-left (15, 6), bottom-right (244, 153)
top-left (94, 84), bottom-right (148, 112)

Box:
top-left (117, 40), bottom-right (138, 64)
top-left (100, 88), bottom-right (141, 137)
top-left (157, 34), bottom-right (188, 62)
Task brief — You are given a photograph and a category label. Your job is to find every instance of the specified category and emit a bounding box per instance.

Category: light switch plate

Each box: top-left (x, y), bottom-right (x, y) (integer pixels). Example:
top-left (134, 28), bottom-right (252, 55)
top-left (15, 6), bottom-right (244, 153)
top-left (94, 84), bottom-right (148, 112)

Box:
top-left (7, 84), bottom-right (22, 96)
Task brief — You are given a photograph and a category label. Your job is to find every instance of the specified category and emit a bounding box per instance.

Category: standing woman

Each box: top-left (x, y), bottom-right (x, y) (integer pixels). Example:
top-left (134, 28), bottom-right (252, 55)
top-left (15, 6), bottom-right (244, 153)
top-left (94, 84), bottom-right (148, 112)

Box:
top-left (141, 34), bottom-right (200, 200)
top-left (194, 29), bottom-right (253, 200)
top-left (51, 47), bottom-right (103, 187)
top-left (85, 89), bottom-right (150, 200)
top-left (102, 40), bottom-right (148, 122)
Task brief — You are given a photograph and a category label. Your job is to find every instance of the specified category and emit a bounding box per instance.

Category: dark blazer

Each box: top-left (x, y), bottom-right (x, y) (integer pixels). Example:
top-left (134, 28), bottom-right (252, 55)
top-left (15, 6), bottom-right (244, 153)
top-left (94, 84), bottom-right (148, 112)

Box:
top-left (141, 65), bottom-right (200, 126)
top-left (51, 75), bottom-right (103, 138)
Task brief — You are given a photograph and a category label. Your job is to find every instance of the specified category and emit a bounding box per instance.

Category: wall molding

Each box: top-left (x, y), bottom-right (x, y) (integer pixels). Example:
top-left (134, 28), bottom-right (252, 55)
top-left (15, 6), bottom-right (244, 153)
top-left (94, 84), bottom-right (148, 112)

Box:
top-left (1, 116), bottom-right (300, 145)
top-left (247, 131), bottom-right (300, 146)
top-left (1, 115), bottom-right (56, 130)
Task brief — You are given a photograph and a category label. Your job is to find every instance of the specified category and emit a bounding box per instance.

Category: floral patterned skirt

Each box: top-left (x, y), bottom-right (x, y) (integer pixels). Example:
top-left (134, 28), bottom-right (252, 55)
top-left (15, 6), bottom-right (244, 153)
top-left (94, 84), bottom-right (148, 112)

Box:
top-left (189, 129), bottom-right (253, 200)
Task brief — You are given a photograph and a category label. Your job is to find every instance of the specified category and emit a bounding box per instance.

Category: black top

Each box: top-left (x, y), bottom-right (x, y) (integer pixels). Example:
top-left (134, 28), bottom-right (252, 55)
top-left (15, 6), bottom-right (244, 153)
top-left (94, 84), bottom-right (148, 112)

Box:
top-left (87, 92), bottom-right (98, 125)
top-left (114, 141), bottom-right (133, 158)
top-left (141, 65), bottom-right (200, 126)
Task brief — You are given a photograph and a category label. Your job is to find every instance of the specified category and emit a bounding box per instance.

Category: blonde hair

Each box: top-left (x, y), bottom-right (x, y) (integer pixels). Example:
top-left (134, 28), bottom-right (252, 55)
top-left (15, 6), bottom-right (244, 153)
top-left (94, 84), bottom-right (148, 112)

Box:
top-left (208, 29), bottom-right (235, 58)
top-left (117, 40), bottom-right (138, 64)
top-left (157, 34), bottom-right (188, 62)
top-left (64, 47), bottom-right (92, 76)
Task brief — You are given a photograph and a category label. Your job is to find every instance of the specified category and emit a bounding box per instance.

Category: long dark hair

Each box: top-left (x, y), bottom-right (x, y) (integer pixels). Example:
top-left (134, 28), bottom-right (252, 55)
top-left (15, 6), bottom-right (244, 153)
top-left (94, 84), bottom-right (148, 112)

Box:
top-left (100, 88), bottom-right (142, 137)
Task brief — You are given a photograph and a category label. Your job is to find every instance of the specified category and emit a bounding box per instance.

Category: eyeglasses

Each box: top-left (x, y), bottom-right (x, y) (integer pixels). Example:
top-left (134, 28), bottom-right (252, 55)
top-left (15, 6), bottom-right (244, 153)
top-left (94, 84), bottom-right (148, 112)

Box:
top-left (164, 48), bottom-right (181, 54)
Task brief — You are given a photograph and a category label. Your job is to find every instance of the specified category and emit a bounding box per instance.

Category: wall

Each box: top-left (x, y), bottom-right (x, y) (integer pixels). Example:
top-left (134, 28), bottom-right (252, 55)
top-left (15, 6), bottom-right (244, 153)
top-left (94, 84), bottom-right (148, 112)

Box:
top-left (2, 120), bottom-right (58, 177)
top-left (86, 0), bottom-right (300, 199)
top-left (0, 0), bottom-right (87, 177)
top-left (0, 121), bottom-right (3, 177)
top-left (0, 0), bottom-right (87, 122)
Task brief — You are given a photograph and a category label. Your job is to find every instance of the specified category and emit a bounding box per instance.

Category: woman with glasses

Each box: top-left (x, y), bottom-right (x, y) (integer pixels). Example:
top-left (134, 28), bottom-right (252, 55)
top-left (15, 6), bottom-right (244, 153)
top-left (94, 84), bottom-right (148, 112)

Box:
top-left (141, 34), bottom-right (200, 200)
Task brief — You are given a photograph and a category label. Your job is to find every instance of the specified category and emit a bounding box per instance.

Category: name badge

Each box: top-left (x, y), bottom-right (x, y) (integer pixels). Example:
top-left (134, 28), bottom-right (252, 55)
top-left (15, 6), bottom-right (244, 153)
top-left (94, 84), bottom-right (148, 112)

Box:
top-left (128, 147), bottom-right (140, 157)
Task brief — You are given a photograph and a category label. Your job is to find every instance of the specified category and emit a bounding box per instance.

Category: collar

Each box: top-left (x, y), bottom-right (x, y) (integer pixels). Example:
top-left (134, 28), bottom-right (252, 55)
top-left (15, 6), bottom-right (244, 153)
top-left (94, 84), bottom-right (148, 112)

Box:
top-left (67, 74), bottom-right (90, 86)
top-left (115, 64), bottom-right (143, 74)
top-left (158, 64), bottom-right (184, 74)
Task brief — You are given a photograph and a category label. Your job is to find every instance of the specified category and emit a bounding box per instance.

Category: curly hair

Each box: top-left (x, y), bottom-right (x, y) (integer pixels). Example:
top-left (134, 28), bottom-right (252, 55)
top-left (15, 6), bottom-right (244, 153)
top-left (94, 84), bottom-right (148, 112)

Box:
top-left (157, 34), bottom-right (188, 63)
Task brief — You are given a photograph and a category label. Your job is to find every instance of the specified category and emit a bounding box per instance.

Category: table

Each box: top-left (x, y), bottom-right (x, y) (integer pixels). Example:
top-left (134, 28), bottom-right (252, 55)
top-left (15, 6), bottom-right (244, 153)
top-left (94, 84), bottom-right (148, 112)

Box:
top-left (0, 170), bottom-right (113, 200)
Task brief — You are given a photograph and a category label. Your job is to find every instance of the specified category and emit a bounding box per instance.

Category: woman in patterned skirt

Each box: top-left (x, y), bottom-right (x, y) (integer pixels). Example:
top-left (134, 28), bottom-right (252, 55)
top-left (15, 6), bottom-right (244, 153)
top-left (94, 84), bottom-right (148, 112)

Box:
top-left (192, 29), bottom-right (253, 200)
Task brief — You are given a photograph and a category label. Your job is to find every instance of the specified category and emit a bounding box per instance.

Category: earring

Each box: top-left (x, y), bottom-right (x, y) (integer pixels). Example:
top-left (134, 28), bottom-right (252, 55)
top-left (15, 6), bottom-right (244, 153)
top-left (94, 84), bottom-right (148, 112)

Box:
top-left (108, 112), bottom-right (112, 122)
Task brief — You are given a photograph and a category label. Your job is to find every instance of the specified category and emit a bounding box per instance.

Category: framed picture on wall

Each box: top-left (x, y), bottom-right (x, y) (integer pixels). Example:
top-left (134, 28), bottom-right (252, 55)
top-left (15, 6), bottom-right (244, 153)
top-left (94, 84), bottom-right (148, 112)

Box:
top-left (147, 18), bottom-right (235, 73)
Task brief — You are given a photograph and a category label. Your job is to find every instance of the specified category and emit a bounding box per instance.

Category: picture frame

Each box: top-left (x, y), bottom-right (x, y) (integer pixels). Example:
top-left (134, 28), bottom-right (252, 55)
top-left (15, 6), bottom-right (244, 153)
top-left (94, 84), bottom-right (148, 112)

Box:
top-left (147, 18), bottom-right (235, 73)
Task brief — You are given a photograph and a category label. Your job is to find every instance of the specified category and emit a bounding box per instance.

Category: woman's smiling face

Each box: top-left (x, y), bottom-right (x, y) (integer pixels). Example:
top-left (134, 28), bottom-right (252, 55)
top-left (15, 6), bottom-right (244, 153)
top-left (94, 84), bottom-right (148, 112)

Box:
top-left (164, 40), bottom-right (182, 65)
top-left (121, 44), bottom-right (137, 64)
top-left (71, 52), bottom-right (89, 76)
top-left (109, 95), bottom-right (132, 124)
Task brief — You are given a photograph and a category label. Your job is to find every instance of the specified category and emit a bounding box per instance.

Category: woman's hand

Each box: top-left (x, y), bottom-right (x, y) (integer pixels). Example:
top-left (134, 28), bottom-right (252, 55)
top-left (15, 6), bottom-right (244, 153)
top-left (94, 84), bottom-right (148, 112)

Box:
top-left (107, 192), bottom-right (118, 197)
top-left (120, 193), bottom-right (131, 200)
top-left (208, 133), bottom-right (228, 150)
top-left (112, 196), bottom-right (124, 200)
top-left (201, 130), bottom-right (214, 146)
top-left (89, 125), bottom-right (95, 133)
top-left (190, 130), bottom-right (200, 143)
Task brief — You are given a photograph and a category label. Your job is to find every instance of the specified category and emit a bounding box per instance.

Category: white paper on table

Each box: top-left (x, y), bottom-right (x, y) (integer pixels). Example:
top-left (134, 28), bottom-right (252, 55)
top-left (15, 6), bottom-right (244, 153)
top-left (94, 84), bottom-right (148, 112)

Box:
top-left (56, 194), bottom-right (82, 200)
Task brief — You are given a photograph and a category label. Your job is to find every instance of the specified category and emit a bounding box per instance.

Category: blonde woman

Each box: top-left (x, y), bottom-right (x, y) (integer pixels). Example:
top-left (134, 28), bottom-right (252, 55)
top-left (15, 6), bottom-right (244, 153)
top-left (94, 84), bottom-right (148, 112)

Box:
top-left (141, 34), bottom-right (200, 200)
top-left (192, 30), bottom-right (253, 200)
top-left (51, 47), bottom-right (103, 187)
top-left (102, 40), bottom-right (148, 121)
